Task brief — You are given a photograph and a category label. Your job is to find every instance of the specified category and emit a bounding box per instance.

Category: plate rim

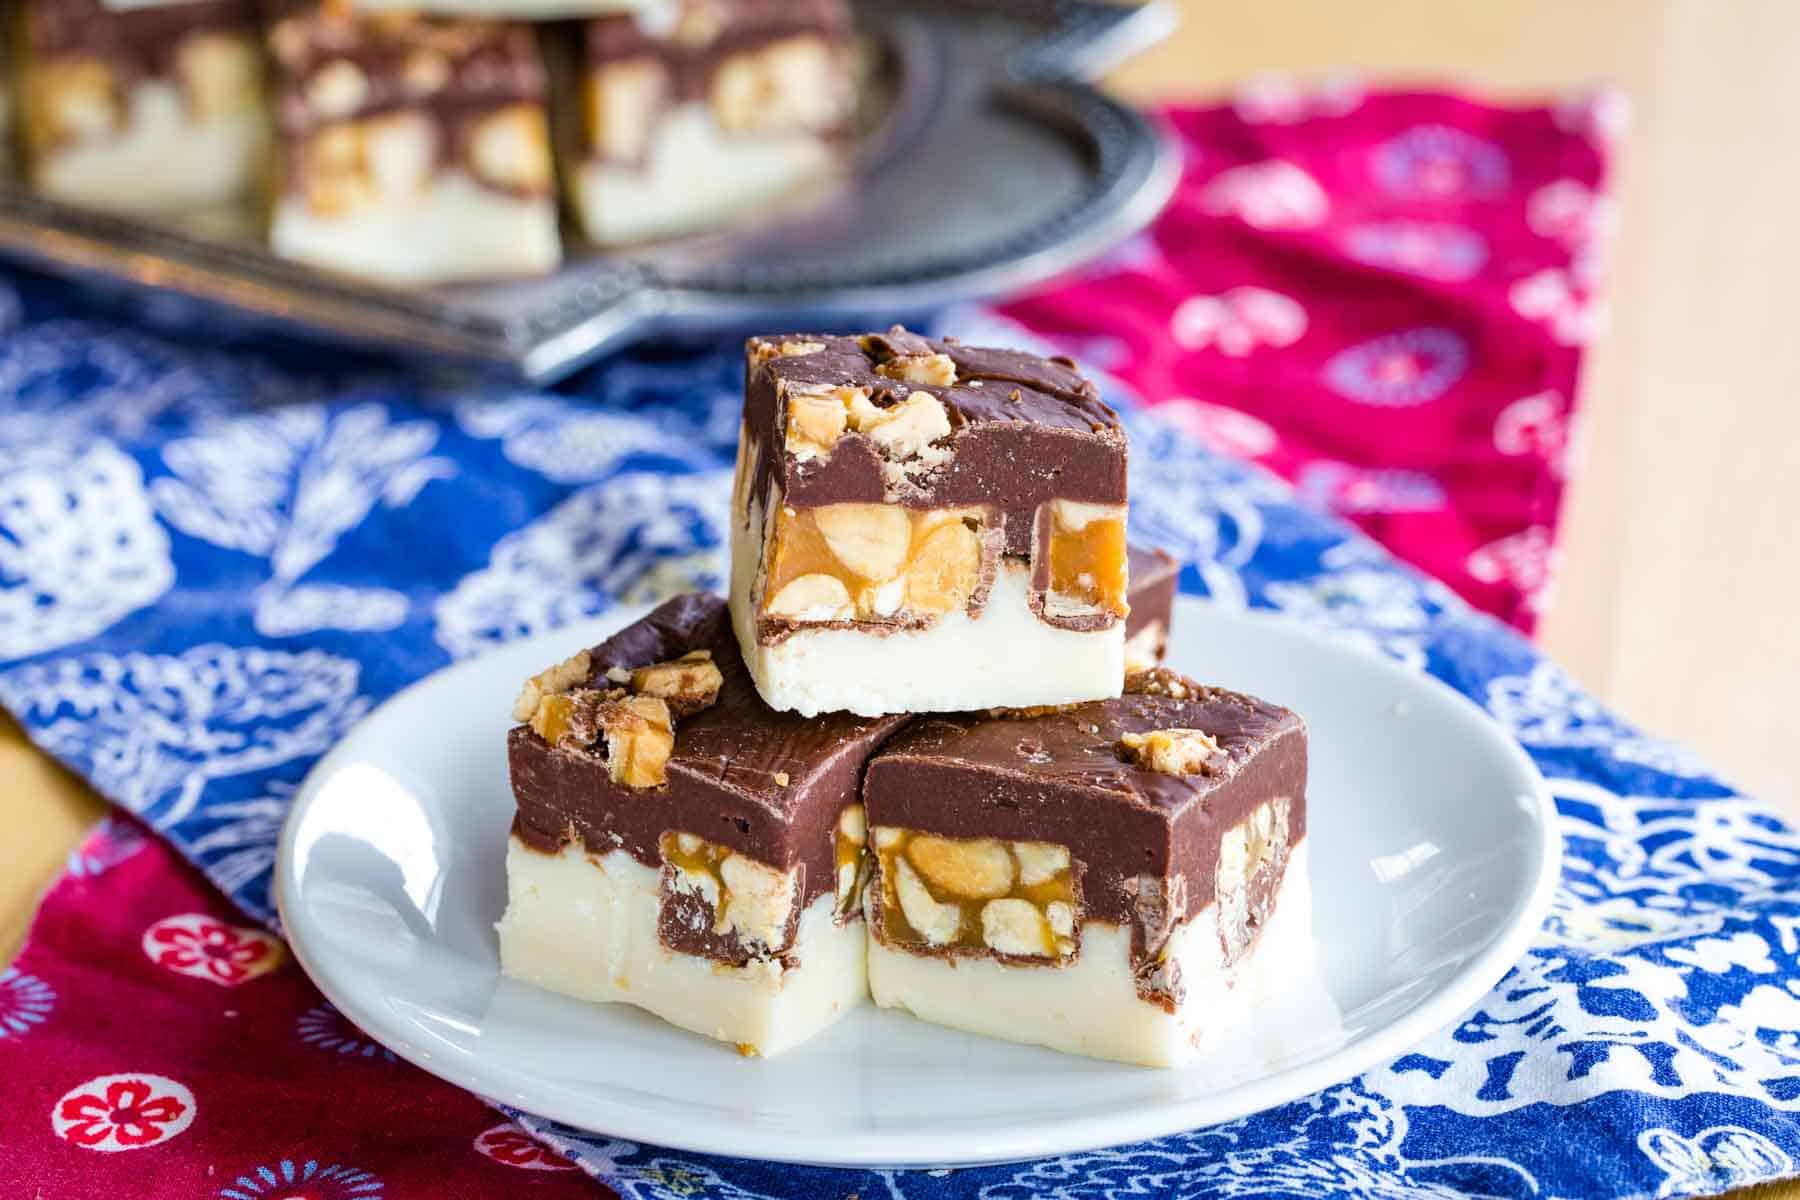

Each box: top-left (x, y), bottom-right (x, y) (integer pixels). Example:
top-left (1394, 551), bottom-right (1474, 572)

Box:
top-left (275, 596), bottom-right (1561, 1168)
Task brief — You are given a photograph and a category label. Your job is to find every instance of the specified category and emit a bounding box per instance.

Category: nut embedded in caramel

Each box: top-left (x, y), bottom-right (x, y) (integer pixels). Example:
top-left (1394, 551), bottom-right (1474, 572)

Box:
top-left (814, 503), bottom-right (912, 581)
top-left (904, 521), bottom-right (980, 614)
top-left (871, 827), bottom-right (1078, 959)
top-left (908, 835), bottom-right (1014, 899)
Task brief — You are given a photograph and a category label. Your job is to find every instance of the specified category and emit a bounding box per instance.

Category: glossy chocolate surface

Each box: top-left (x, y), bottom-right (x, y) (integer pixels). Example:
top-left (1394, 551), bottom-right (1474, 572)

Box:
top-left (509, 593), bottom-right (908, 909)
top-left (862, 671), bottom-right (1307, 934)
top-left (743, 329), bottom-right (1127, 560)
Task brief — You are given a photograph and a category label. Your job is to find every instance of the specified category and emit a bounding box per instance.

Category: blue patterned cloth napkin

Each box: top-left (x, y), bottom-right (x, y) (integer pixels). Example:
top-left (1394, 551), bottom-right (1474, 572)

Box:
top-left (1, 265), bottom-right (1797, 1200)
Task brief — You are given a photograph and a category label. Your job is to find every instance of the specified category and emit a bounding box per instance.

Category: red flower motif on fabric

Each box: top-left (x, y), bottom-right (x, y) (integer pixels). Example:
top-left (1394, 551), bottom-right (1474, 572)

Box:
top-left (1494, 391), bottom-right (1572, 477)
top-left (1199, 160), bottom-right (1328, 230)
top-left (1161, 398), bottom-right (1279, 459)
top-left (1528, 179), bottom-right (1615, 253)
top-left (1510, 265), bottom-right (1605, 347)
top-left (473, 1123), bottom-right (578, 1171)
top-left (51, 1073), bottom-right (196, 1152)
top-left (1171, 287), bottom-right (1307, 357)
top-left (142, 913), bottom-right (284, 987)
top-left (1468, 526), bottom-right (1558, 613)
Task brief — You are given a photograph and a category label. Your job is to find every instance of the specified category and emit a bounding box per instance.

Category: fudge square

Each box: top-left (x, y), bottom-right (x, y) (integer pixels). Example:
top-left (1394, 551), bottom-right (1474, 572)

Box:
top-left (861, 668), bottom-right (1311, 1067)
top-left (499, 593), bottom-right (905, 1055)
top-left (730, 328), bottom-right (1130, 716)
top-left (264, 2), bottom-right (560, 284)
top-left (16, 0), bottom-right (267, 211)
top-left (1125, 545), bottom-right (1179, 673)
top-left (567, 0), bottom-right (854, 245)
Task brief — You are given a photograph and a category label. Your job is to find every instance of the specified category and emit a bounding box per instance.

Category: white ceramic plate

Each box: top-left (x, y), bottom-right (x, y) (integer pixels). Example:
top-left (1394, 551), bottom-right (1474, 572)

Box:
top-left (277, 596), bottom-right (1558, 1168)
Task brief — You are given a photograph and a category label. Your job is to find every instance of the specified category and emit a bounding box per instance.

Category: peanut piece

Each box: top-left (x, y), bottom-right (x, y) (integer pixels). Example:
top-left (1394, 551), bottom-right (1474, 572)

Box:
top-left (1014, 841), bottom-right (1071, 887)
top-left (981, 898), bottom-right (1052, 957)
top-left (308, 59), bottom-right (369, 119)
top-left (32, 60), bottom-right (121, 147)
top-left (785, 392), bottom-right (849, 458)
top-left (470, 104), bottom-right (551, 193)
top-left (600, 695), bottom-right (674, 788)
top-left (1046, 901), bottom-right (1075, 940)
top-left (1053, 499), bottom-right (1123, 532)
top-left (857, 576), bottom-right (905, 618)
top-left (177, 33), bottom-right (261, 120)
top-left (873, 826), bottom-right (904, 851)
top-left (907, 835), bottom-right (1014, 899)
top-left (513, 648), bottom-right (592, 721)
top-left (630, 649), bottom-right (723, 718)
top-left (1119, 728), bottom-right (1220, 776)
top-left (1126, 666), bottom-right (1195, 700)
top-left (838, 804), bottom-right (867, 843)
top-left (893, 856), bottom-right (962, 946)
top-left (587, 57), bottom-right (666, 162)
top-left (864, 392), bottom-right (950, 461)
top-left (718, 852), bottom-right (797, 950)
top-left (766, 573), bottom-right (854, 621)
top-left (905, 521), bottom-right (981, 614)
top-left (404, 50), bottom-right (450, 95)
top-left (876, 353), bottom-right (957, 387)
top-left (814, 503), bottom-right (912, 581)
top-left (363, 111), bottom-right (437, 198)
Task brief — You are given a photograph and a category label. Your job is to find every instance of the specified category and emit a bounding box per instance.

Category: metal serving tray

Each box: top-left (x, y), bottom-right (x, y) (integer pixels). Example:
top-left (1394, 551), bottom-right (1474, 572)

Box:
top-left (0, 0), bottom-right (1177, 382)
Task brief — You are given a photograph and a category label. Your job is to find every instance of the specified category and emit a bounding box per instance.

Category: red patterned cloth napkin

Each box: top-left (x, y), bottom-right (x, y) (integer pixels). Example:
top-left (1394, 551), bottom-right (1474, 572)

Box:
top-left (1, 86), bottom-right (1616, 1192)
top-left (4, 818), bottom-right (604, 1197)
top-left (1000, 82), bottom-right (1619, 630)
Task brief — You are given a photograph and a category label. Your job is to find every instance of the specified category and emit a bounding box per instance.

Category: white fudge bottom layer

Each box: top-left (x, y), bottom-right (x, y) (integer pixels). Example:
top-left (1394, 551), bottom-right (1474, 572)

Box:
top-left (37, 82), bottom-right (264, 211)
top-left (868, 841), bottom-right (1315, 1067)
top-left (497, 838), bottom-right (865, 1056)
top-left (573, 102), bottom-right (836, 245)
top-left (730, 520), bottom-right (1125, 718)
top-left (272, 172), bottom-right (559, 285)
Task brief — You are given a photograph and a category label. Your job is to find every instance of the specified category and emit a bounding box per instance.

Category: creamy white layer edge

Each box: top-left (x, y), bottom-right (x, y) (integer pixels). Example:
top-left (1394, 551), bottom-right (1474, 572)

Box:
top-left (271, 172), bottom-right (559, 285)
top-left (497, 838), bottom-right (865, 1056)
top-left (729, 495), bottom-right (1124, 718)
top-left (867, 841), bottom-right (1315, 1068)
top-left (36, 81), bottom-right (265, 211)
top-left (1123, 619), bottom-right (1166, 673)
top-left (573, 101), bottom-right (835, 245)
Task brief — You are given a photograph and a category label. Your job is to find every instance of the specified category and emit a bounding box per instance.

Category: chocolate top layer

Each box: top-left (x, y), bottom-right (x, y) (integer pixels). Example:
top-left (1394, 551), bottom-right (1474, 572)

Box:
top-left (1125, 545), bottom-right (1179, 642)
top-left (266, 2), bottom-right (545, 135)
top-left (744, 329), bottom-right (1126, 557)
top-left (23, 0), bottom-right (256, 78)
top-left (863, 673), bottom-right (1307, 931)
top-left (588, 0), bottom-right (849, 68)
top-left (510, 593), bottom-right (909, 907)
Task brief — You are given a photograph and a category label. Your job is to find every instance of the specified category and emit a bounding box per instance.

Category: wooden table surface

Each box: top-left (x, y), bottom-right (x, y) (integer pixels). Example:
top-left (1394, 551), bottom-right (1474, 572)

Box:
top-left (4, 0), bottom-right (1798, 1190)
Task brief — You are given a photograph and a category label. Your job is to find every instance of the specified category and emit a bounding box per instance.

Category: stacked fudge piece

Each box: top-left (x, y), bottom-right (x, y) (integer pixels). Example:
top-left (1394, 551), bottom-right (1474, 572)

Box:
top-left (500, 329), bottom-right (1312, 1066)
top-left (565, 0), bottom-right (856, 245)
top-left (15, 0), bottom-right (268, 211)
top-left (263, 1), bottom-right (561, 284)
